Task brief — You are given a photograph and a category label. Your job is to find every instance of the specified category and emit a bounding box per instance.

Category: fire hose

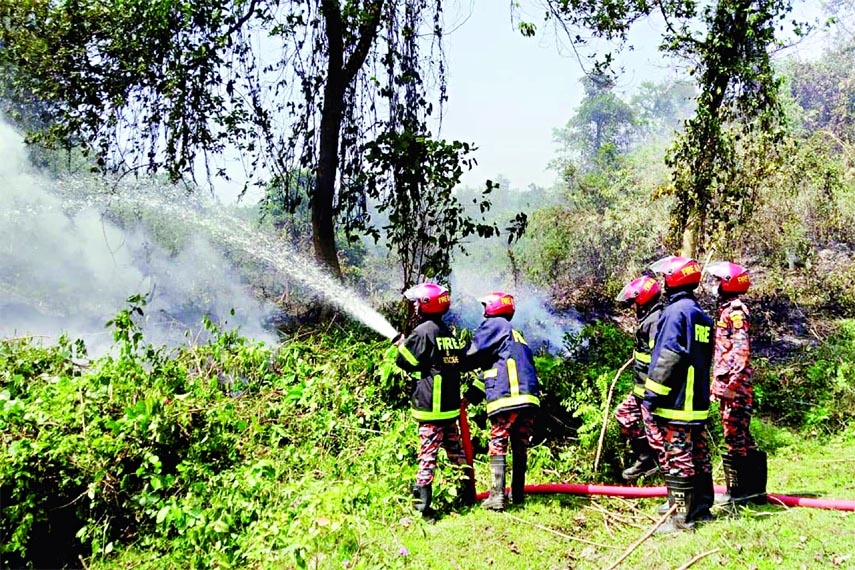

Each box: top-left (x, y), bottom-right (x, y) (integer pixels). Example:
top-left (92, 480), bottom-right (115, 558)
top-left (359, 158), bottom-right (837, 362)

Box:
top-left (458, 404), bottom-right (855, 511)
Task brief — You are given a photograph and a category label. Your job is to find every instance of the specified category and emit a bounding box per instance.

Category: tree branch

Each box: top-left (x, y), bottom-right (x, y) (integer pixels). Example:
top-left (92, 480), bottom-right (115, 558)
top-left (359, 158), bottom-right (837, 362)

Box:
top-left (675, 548), bottom-right (722, 570)
top-left (655, 0), bottom-right (701, 49)
top-left (343, 0), bottom-right (385, 83)
top-left (224, 0), bottom-right (258, 37)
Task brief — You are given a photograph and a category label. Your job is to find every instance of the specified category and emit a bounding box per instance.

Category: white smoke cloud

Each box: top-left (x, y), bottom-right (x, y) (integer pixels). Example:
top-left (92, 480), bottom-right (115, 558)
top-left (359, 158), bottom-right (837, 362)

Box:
top-left (0, 119), bottom-right (278, 354)
top-left (449, 267), bottom-right (580, 355)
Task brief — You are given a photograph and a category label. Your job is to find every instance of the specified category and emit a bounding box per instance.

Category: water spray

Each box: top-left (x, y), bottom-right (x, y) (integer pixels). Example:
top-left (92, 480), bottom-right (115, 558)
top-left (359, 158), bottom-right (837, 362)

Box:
top-left (78, 188), bottom-right (401, 340)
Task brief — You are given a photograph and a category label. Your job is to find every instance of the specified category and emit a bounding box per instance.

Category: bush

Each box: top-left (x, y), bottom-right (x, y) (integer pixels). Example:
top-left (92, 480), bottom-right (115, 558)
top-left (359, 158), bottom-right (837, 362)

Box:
top-left (0, 297), bottom-right (412, 569)
top-left (755, 319), bottom-right (855, 432)
top-left (535, 321), bottom-right (634, 481)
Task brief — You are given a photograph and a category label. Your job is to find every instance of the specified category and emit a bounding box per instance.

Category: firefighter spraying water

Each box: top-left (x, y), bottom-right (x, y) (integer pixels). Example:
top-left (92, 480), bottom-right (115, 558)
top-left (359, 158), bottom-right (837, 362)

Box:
top-left (393, 283), bottom-right (475, 520)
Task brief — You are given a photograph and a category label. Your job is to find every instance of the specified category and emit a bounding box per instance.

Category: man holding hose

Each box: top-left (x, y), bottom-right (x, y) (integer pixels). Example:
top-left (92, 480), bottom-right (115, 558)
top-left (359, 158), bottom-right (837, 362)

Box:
top-left (395, 282), bottom-right (475, 520)
top-left (462, 292), bottom-right (541, 511)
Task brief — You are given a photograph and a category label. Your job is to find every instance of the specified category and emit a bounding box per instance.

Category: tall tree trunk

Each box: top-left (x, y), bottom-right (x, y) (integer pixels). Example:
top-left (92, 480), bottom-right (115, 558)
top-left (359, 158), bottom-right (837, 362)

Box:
top-left (679, 223), bottom-right (697, 259)
top-left (313, 74), bottom-right (346, 279)
top-left (312, 0), bottom-right (384, 279)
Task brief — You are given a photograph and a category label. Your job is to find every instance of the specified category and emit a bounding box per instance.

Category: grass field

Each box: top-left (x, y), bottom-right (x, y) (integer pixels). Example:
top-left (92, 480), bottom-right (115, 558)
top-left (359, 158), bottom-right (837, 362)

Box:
top-left (376, 426), bottom-right (855, 570)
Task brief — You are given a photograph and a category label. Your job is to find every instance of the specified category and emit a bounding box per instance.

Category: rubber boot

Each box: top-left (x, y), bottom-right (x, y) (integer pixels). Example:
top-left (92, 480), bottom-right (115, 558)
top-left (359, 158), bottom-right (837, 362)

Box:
top-left (412, 484), bottom-right (435, 521)
top-left (481, 454), bottom-right (507, 511)
top-left (746, 449), bottom-right (768, 505)
top-left (621, 437), bottom-right (659, 481)
top-left (458, 474), bottom-right (477, 507)
top-left (510, 448), bottom-right (528, 506)
top-left (657, 471), bottom-right (712, 517)
top-left (692, 471), bottom-right (715, 522)
top-left (716, 453), bottom-right (749, 505)
top-left (656, 475), bottom-right (696, 534)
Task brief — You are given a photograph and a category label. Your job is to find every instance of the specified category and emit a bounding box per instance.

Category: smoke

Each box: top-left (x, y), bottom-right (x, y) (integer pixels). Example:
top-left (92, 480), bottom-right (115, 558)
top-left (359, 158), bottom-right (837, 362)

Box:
top-left (0, 119), bottom-right (278, 354)
top-left (449, 267), bottom-right (580, 355)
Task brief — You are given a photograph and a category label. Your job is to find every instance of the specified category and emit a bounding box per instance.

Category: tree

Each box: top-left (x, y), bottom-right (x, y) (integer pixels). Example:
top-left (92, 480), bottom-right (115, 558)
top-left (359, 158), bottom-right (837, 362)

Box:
top-left (552, 74), bottom-right (639, 195)
top-left (358, 130), bottom-right (503, 288)
top-left (0, 0), bottom-right (465, 278)
top-left (630, 80), bottom-right (697, 138)
top-left (555, 74), bottom-right (638, 172)
top-left (785, 40), bottom-right (855, 143)
top-left (542, 0), bottom-right (798, 256)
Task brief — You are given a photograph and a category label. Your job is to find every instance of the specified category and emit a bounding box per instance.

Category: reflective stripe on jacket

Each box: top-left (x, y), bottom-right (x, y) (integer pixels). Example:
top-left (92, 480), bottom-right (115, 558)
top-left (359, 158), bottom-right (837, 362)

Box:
top-left (396, 318), bottom-right (466, 422)
top-left (463, 317), bottom-right (540, 417)
top-left (643, 290), bottom-right (714, 425)
top-left (632, 303), bottom-right (662, 398)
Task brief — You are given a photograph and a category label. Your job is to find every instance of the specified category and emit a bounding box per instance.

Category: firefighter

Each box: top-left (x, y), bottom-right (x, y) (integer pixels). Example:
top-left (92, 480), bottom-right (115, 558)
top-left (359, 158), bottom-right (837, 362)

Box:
top-left (706, 261), bottom-right (767, 505)
top-left (614, 275), bottom-right (666, 481)
top-left (642, 256), bottom-right (715, 533)
top-left (395, 282), bottom-right (474, 519)
top-left (462, 292), bottom-right (540, 511)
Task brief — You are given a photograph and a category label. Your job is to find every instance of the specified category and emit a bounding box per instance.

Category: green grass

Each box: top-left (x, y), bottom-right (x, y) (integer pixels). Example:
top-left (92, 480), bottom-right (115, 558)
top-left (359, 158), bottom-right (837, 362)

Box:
top-left (90, 422), bottom-right (855, 570)
top-left (7, 320), bottom-right (855, 570)
top-left (379, 425), bottom-right (855, 570)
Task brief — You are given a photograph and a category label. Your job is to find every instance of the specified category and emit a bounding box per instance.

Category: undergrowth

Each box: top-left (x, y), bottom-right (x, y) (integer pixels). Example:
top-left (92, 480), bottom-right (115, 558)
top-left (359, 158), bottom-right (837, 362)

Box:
top-left (1, 299), bottom-right (853, 569)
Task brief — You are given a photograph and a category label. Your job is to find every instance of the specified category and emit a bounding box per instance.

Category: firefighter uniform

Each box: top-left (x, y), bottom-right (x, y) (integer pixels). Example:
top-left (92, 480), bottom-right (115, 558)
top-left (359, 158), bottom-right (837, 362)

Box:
top-left (615, 299), bottom-right (666, 480)
top-left (643, 288), bottom-right (714, 531)
top-left (713, 296), bottom-right (767, 504)
top-left (397, 316), bottom-right (472, 516)
top-left (464, 315), bottom-right (540, 510)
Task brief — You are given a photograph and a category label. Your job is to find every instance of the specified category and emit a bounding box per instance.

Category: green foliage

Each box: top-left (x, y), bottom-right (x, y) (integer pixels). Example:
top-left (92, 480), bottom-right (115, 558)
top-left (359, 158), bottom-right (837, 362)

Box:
top-left (754, 320), bottom-right (855, 432)
top-left (785, 40), bottom-right (855, 143)
top-left (3, 300), bottom-right (855, 567)
top-left (357, 129), bottom-right (503, 286)
top-left (552, 74), bottom-right (639, 173)
top-left (536, 322), bottom-right (634, 480)
top-left (520, 142), bottom-right (672, 311)
top-left (0, 0), bottom-right (458, 278)
top-left (545, 0), bottom-right (798, 256)
top-left (0, 296), bottom-right (416, 568)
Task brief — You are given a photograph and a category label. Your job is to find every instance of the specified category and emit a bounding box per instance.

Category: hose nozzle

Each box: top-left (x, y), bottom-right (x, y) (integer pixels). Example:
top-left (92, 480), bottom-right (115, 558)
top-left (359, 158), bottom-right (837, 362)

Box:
top-left (391, 332), bottom-right (404, 345)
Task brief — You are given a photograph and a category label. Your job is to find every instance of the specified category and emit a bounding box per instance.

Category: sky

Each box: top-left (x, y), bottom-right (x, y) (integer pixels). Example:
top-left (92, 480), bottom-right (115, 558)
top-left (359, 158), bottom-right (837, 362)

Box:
top-left (208, 0), bottom-right (837, 204)
top-left (425, 0), bottom-right (834, 192)
top-left (437, 1), bottom-right (671, 191)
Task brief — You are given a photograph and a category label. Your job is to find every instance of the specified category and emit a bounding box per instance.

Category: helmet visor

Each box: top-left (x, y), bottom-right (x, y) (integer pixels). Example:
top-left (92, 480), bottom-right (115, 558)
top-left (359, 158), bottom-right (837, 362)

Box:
top-left (615, 282), bottom-right (638, 303)
top-left (649, 255), bottom-right (680, 275)
top-left (704, 261), bottom-right (732, 281)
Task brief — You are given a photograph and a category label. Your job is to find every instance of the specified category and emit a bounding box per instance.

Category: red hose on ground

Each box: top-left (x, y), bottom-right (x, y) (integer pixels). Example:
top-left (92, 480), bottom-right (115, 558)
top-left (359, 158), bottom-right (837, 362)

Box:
top-left (460, 405), bottom-right (855, 511)
top-left (460, 403), bottom-right (855, 511)
top-left (473, 484), bottom-right (855, 510)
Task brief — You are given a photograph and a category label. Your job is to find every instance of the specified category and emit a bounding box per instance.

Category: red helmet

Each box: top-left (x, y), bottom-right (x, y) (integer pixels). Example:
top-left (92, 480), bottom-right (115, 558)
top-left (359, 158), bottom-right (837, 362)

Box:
top-left (403, 282), bottom-right (451, 315)
top-left (706, 261), bottom-right (750, 294)
top-left (480, 291), bottom-right (515, 318)
top-left (615, 276), bottom-right (661, 307)
top-left (649, 255), bottom-right (702, 289)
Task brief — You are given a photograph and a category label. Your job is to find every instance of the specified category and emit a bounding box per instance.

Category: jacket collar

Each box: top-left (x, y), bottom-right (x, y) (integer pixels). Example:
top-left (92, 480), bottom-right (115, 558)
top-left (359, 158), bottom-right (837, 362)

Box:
top-left (637, 300), bottom-right (663, 320)
top-left (664, 288), bottom-right (696, 305)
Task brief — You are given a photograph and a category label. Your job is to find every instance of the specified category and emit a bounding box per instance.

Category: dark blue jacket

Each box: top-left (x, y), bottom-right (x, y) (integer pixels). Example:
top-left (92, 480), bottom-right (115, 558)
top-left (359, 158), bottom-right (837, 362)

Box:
top-left (643, 290), bottom-right (714, 425)
top-left (631, 302), bottom-right (663, 398)
top-left (463, 317), bottom-right (540, 417)
top-left (396, 318), bottom-right (467, 422)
